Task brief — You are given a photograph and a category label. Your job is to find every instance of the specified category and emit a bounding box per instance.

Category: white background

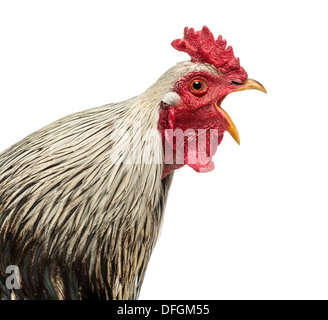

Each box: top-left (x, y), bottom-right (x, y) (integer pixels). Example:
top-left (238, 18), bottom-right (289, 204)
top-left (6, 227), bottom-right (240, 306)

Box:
top-left (0, 1), bottom-right (327, 299)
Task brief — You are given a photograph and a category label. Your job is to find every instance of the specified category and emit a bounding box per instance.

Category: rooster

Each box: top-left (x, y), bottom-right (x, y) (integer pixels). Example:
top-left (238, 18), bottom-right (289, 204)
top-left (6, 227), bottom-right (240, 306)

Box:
top-left (0, 26), bottom-right (266, 300)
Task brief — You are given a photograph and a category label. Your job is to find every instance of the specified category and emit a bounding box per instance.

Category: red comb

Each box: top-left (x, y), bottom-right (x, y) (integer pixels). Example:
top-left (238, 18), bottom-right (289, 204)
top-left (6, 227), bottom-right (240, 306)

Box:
top-left (172, 26), bottom-right (246, 77)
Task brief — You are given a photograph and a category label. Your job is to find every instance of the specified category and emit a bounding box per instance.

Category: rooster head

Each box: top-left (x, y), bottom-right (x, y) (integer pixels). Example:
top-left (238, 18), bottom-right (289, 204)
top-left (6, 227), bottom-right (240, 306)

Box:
top-left (156, 26), bottom-right (266, 177)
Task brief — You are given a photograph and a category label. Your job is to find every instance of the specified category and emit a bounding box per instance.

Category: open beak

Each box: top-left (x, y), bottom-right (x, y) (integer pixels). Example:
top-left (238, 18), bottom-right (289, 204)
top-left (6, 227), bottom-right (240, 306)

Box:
top-left (214, 79), bottom-right (266, 145)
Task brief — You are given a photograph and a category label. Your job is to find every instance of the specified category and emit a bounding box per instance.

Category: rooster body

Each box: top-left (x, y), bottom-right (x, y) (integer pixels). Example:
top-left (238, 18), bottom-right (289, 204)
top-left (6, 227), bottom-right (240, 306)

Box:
top-left (0, 27), bottom-right (265, 299)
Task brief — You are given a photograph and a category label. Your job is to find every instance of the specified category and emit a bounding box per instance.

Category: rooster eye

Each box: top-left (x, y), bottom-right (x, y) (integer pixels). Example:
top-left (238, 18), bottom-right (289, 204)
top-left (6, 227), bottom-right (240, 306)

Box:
top-left (190, 79), bottom-right (207, 93)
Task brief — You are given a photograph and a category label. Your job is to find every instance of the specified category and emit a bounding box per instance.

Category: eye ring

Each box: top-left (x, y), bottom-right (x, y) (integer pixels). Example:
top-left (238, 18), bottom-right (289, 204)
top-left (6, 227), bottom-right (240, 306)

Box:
top-left (190, 79), bottom-right (208, 94)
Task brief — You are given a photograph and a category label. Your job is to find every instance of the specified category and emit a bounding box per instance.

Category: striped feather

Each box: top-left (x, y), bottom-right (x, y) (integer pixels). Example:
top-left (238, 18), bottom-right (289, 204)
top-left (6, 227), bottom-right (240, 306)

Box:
top-left (0, 61), bottom-right (216, 299)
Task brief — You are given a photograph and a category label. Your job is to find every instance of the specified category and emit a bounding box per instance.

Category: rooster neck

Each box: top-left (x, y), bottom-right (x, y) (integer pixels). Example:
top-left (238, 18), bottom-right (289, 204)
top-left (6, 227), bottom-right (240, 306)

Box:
top-left (0, 60), bottom-right (211, 300)
top-left (0, 93), bottom-right (169, 299)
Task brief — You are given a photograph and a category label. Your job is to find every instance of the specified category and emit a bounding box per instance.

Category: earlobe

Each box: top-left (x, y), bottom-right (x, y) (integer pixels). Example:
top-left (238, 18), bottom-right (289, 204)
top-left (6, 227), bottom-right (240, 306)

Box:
top-left (162, 91), bottom-right (181, 106)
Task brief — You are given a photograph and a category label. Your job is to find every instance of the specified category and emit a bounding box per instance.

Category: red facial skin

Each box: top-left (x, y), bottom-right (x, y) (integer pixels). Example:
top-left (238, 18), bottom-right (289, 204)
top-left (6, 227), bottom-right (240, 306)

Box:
top-left (158, 69), bottom-right (247, 178)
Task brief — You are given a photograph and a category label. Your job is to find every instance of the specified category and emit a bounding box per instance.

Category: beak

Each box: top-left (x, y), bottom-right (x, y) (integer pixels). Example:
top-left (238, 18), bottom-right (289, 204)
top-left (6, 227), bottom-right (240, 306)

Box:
top-left (214, 79), bottom-right (267, 145)
top-left (235, 78), bottom-right (267, 94)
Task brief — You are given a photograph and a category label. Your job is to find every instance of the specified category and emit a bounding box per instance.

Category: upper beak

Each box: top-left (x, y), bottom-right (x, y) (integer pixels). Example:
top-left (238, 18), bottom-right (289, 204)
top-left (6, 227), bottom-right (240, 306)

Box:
top-left (214, 79), bottom-right (267, 145)
top-left (236, 79), bottom-right (267, 94)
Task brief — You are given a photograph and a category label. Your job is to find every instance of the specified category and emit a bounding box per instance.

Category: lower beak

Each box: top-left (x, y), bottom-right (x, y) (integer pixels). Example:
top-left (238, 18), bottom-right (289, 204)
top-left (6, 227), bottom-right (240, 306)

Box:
top-left (214, 79), bottom-right (266, 145)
